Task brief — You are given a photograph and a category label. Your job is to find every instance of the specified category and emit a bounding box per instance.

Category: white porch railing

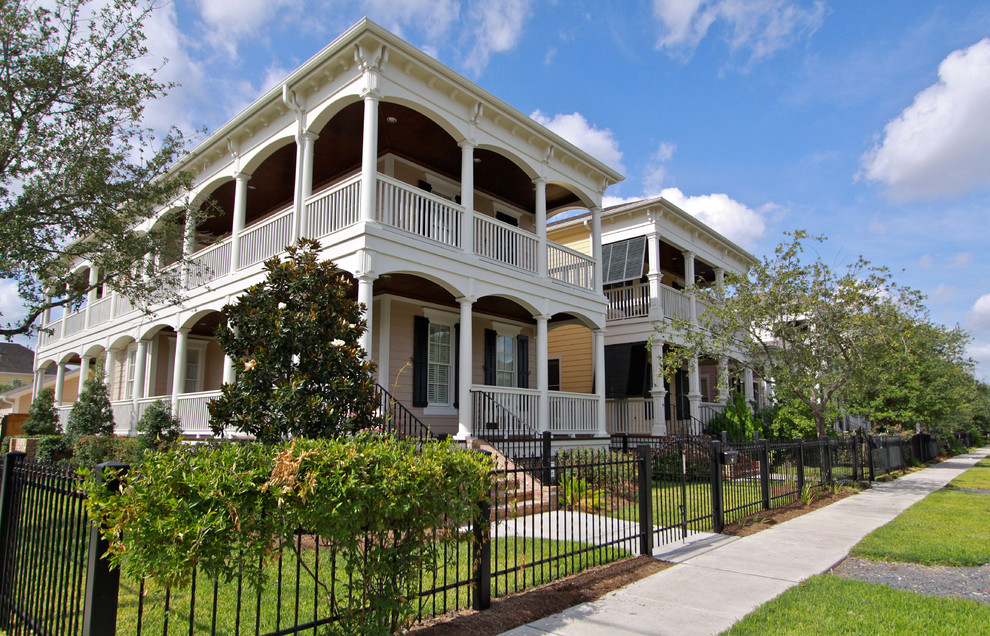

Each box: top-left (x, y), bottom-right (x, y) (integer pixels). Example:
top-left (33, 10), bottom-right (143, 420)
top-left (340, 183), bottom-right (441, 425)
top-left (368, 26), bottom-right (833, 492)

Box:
top-left (113, 294), bottom-right (136, 318)
top-left (88, 296), bottom-right (112, 327)
top-left (377, 175), bottom-right (462, 248)
top-left (175, 390), bottom-right (221, 436)
top-left (474, 215), bottom-right (537, 272)
top-left (548, 243), bottom-right (595, 290)
top-left (56, 405), bottom-right (72, 431)
top-left (188, 240), bottom-right (232, 289)
top-left (307, 175), bottom-right (361, 239)
top-left (111, 401), bottom-right (133, 435)
top-left (605, 282), bottom-right (650, 320)
top-left (239, 206), bottom-right (294, 269)
top-left (606, 398), bottom-right (654, 435)
top-left (473, 386), bottom-right (540, 433)
top-left (661, 283), bottom-right (692, 321)
top-left (548, 391), bottom-right (598, 434)
top-left (62, 309), bottom-right (87, 337)
top-left (40, 320), bottom-right (62, 347)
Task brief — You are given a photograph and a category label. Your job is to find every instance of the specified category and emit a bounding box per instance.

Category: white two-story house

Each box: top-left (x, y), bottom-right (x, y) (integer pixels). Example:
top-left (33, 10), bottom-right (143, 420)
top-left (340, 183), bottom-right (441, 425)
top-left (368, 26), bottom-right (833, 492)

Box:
top-left (29, 19), bottom-right (623, 443)
top-left (547, 196), bottom-right (760, 437)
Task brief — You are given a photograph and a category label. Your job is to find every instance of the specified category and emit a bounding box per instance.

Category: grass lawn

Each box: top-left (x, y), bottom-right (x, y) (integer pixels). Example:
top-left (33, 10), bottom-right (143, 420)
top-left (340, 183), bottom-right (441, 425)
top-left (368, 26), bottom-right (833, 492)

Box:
top-left (722, 574), bottom-right (990, 635)
top-left (947, 457), bottom-right (990, 489)
top-left (116, 536), bottom-right (628, 635)
top-left (852, 489), bottom-right (990, 566)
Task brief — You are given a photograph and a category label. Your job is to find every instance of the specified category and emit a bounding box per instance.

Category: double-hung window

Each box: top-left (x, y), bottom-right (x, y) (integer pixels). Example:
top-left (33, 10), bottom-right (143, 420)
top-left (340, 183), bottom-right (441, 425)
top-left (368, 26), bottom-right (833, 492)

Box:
top-left (427, 323), bottom-right (453, 406)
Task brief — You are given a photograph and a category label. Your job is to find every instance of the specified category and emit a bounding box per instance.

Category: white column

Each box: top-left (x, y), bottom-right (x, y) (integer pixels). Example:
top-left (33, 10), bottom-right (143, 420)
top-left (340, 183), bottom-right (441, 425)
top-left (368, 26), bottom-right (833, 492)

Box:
top-left (84, 267), bottom-right (99, 329)
top-left (104, 348), bottom-right (118, 391)
top-left (744, 367), bottom-right (755, 405)
top-left (171, 327), bottom-right (190, 412)
top-left (54, 362), bottom-right (66, 406)
top-left (181, 212), bottom-right (196, 289)
top-left (459, 141), bottom-right (475, 256)
top-left (357, 274), bottom-right (377, 357)
top-left (647, 232), bottom-right (663, 321)
top-left (299, 131), bottom-right (318, 239)
top-left (683, 250), bottom-right (697, 323)
top-left (456, 297), bottom-right (474, 440)
top-left (42, 295), bottom-right (52, 326)
top-left (687, 355), bottom-right (702, 429)
top-left (534, 178), bottom-right (548, 278)
top-left (715, 267), bottom-right (725, 292)
top-left (78, 356), bottom-right (91, 388)
top-left (591, 206), bottom-right (604, 294)
top-left (536, 314), bottom-right (550, 433)
top-left (593, 328), bottom-right (607, 437)
top-left (33, 368), bottom-right (43, 398)
top-left (359, 91), bottom-right (380, 224)
top-left (717, 356), bottom-right (729, 404)
top-left (133, 339), bottom-right (149, 401)
top-left (223, 353), bottom-right (236, 385)
top-left (230, 172), bottom-right (250, 272)
top-left (650, 343), bottom-right (667, 436)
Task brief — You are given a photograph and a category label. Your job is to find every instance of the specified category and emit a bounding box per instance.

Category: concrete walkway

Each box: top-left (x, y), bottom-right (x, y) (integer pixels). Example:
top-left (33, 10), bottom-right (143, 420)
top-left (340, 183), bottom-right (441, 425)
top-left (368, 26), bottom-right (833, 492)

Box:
top-left (502, 447), bottom-right (990, 636)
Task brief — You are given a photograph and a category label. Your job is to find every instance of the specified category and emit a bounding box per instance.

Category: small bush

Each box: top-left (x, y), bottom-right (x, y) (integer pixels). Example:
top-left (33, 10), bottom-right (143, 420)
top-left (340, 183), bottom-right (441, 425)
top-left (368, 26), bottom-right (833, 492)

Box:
top-left (23, 388), bottom-right (59, 436)
top-left (136, 400), bottom-right (183, 451)
top-left (557, 448), bottom-right (636, 498)
top-left (36, 435), bottom-right (72, 463)
top-left (66, 369), bottom-right (115, 441)
top-left (74, 435), bottom-right (142, 467)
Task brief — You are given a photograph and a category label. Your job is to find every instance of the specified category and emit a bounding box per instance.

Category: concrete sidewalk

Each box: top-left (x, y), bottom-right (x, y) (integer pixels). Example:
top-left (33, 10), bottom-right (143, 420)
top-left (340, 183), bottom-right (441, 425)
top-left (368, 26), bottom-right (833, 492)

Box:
top-left (502, 447), bottom-right (990, 636)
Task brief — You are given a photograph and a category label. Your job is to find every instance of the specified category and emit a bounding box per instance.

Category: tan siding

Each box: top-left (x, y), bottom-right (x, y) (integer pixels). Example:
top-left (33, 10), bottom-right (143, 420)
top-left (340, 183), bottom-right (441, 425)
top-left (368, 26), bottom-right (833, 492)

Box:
top-left (152, 334), bottom-right (171, 397)
top-left (204, 340), bottom-right (225, 391)
top-left (548, 324), bottom-right (593, 393)
top-left (547, 224), bottom-right (591, 255)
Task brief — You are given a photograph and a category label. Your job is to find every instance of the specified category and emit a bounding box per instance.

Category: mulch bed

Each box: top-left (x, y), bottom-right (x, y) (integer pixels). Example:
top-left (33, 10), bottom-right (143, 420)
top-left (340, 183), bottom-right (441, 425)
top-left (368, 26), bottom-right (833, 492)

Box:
top-left (721, 489), bottom-right (855, 537)
top-left (405, 556), bottom-right (670, 635)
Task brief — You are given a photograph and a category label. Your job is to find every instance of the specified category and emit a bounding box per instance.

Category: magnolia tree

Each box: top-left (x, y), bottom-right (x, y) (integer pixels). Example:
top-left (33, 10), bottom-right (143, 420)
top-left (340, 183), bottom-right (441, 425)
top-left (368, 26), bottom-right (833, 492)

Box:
top-left (657, 231), bottom-right (925, 438)
top-left (209, 240), bottom-right (378, 442)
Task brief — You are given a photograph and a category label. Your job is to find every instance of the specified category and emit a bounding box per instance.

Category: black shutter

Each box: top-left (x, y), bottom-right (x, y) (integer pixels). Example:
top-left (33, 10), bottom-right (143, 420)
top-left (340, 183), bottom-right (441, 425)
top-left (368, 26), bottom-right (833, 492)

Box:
top-left (483, 329), bottom-right (497, 385)
top-left (516, 334), bottom-right (529, 388)
top-left (676, 370), bottom-right (689, 420)
top-left (453, 323), bottom-right (460, 408)
top-left (603, 343), bottom-right (632, 398)
top-left (663, 375), bottom-right (672, 421)
top-left (412, 315), bottom-right (429, 407)
top-left (627, 343), bottom-right (648, 397)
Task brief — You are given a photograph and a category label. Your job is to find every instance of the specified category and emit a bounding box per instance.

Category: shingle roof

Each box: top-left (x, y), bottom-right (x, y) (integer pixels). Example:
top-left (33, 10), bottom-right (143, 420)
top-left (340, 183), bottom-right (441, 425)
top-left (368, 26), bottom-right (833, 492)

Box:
top-left (0, 343), bottom-right (36, 374)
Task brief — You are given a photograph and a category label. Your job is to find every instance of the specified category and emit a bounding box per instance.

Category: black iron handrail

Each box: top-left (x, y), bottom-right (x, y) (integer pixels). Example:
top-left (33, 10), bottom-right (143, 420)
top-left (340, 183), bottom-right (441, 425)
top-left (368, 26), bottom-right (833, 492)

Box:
top-left (470, 390), bottom-right (540, 439)
top-left (375, 384), bottom-right (435, 441)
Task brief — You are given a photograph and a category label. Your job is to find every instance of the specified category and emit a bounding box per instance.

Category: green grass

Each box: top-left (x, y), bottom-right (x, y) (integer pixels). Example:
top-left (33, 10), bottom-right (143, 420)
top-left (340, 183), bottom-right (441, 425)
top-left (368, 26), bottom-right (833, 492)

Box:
top-left (722, 574), bottom-right (990, 635)
top-left (852, 490), bottom-right (990, 567)
top-left (948, 458), bottom-right (990, 489)
top-left (116, 536), bottom-right (629, 634)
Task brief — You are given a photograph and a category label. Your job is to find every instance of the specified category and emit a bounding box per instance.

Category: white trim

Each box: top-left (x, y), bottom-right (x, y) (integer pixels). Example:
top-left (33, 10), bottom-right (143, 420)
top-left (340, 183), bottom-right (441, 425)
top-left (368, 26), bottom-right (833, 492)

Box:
top-left (423, 307), bottom-right (459, 324)
top-left (491, 321), bottom-right (522, 338)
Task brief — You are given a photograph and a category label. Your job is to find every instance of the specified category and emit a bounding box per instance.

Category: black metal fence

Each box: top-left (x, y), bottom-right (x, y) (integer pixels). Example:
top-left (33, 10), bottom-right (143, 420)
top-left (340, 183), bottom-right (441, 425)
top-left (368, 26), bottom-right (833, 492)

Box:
top-left (0, 431), bottom-right (951, 635)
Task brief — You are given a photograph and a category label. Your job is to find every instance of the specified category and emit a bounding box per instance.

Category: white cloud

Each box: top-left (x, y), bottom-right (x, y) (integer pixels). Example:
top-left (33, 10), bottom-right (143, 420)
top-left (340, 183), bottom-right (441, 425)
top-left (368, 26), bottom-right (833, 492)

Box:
top-left (643, 142), bottom-right (677, 194)
top-left (195, 0), bottom-right (298, 57)
top-left (652, 0), bottom-right (825, 63)
top-left (659, 187), bottom-right (768, 249)
top-left (947, 252), bottom-right (973, 269)
top-left (360, 0), bottom-right (460, 41)
top-left (968, 341), bottom-right (990, 382)
top-left (602, 194), bottom-right (646, 208)
top-left (463, 0), bottom-right (531, 75)
top-left (966, 293), bottom-right (990, 333)
top-left (929, 283), bottom-right (955, 305)
top-left (530, 110), bottom-right (625, 173)
top-left (919, 254), bottom-right (933, 269)
top-left (861, 38), bottom-right (990, 199)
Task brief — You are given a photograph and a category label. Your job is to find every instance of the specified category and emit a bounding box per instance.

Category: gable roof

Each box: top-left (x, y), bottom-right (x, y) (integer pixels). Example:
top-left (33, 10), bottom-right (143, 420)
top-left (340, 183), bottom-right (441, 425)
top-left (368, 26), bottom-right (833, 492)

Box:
top-left (0, 344), bottom-right (36, 374)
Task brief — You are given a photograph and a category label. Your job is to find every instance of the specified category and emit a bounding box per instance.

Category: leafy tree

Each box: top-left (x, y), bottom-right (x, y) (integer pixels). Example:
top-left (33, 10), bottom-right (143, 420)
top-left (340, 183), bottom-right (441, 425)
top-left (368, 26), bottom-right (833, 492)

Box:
top-left (658, 231), bottom-right (924, 437)
top-left (22, 387), bottom-right (59, 435)
top-left (845, 312), bottom-right (978, 434)
top-left (209, 240), bottom-right (378, 442)
top-left (66, 368), bottom-right (115, 440)
top-left (135, 400), bottom-right (183, 451)
top-left (0, 0), bottom-right (192, 339)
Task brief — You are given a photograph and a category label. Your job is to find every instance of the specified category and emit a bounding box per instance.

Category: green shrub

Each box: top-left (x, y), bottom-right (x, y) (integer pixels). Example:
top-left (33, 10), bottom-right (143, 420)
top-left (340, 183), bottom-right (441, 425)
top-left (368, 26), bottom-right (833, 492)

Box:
top-left (84, 434), bottom-right (494, 635)
top-left (557, 448), bottom-right (636, 498)
top-left (66, 368), bottom-right (115, 441)
top-left (23, 388), bottom-right (59, 435)
top-left (136, 400), bottom-right (183, 451)
top-left (73, 435), bottom-right (142, 467)
top-left (36, 435), bottom-right (72, 463)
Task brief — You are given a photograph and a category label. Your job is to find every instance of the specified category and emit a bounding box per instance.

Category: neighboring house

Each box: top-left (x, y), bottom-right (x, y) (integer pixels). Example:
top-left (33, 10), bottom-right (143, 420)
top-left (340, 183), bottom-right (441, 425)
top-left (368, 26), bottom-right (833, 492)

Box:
top-left (0, 344), bottom-right (44, 390)
top-left (29, 20), bottom-right (623, 443)
top-left (547, 196), bottom-right (762, 436)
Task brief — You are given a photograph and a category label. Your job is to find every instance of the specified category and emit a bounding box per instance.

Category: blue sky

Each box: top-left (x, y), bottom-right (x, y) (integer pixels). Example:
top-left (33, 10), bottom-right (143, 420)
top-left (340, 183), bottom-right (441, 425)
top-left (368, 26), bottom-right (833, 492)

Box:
top-left (10, 1), bottom-right (990, 379)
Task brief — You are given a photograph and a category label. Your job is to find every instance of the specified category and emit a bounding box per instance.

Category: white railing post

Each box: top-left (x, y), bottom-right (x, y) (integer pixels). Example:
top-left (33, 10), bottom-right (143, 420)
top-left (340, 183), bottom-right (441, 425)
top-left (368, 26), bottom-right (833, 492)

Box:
top-left (459, 140), bottom-right (474, 256)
